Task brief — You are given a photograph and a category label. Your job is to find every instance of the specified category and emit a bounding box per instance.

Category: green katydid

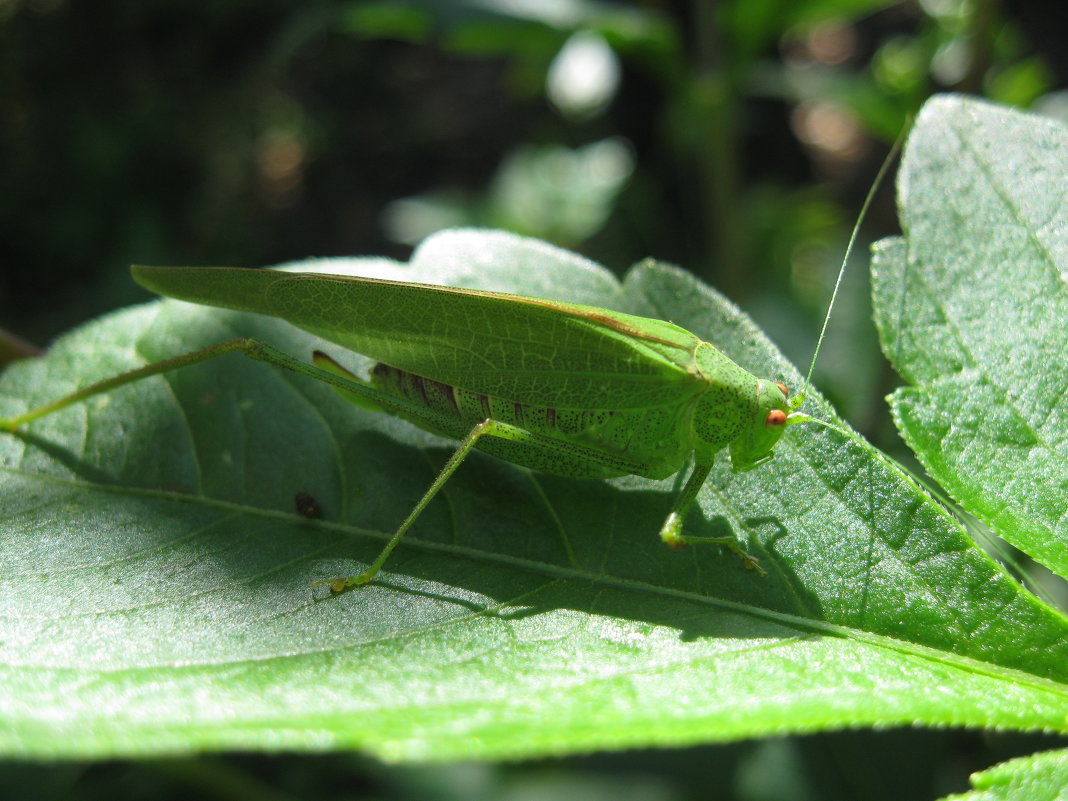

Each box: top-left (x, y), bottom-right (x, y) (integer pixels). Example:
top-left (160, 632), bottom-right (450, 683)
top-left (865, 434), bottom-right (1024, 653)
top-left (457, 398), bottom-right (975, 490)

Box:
top-left (1, 147), bottom-right (898, 592)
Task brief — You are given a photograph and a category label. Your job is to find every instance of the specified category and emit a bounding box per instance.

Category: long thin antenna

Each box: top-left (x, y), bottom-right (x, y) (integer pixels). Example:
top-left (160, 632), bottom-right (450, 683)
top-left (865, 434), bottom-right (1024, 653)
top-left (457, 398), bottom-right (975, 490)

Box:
top-left (791, 125), bottom-right (907, 413)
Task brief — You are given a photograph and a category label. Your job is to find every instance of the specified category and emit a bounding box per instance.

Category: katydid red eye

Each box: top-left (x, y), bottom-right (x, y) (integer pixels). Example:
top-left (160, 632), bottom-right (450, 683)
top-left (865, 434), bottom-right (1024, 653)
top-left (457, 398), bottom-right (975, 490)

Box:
top-left (766, 409), bottom-right (787, 426)
top-left (775, 382), bottom-right (788, 398)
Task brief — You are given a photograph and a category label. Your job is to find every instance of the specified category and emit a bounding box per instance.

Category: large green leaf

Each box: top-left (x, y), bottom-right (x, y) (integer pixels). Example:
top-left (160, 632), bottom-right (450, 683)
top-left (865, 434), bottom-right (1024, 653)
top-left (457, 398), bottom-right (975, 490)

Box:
top-left (943, 748), bottom-right (1068, 801)
top-left (1, 226), bottom-right (1066, 761)
top-left (872, 95), bottom-right (1068, 577)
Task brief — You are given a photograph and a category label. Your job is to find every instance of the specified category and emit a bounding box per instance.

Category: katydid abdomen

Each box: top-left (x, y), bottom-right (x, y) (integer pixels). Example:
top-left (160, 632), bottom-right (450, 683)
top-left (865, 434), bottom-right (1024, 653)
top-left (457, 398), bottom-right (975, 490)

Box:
top-left (367, 361), bottom-right (690, 481)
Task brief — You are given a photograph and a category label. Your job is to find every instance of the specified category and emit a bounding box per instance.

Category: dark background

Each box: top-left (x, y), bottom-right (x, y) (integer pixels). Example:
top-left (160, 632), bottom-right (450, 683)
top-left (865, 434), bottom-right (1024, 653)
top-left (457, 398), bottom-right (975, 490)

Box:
top-left (3, 1), bottom-right (1066, 798)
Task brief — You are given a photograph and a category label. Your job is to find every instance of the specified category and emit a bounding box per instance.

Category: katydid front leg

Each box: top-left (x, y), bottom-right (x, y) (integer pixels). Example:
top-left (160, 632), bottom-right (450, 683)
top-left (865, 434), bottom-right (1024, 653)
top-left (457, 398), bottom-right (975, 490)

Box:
top-left (659, 460), bottom-right (766, 575)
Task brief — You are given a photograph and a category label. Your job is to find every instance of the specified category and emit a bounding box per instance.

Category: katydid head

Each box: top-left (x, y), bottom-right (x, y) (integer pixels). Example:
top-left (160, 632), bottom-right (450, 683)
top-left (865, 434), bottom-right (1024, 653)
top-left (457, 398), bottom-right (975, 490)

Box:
top-left (728, 378), bottom-right (792, 471)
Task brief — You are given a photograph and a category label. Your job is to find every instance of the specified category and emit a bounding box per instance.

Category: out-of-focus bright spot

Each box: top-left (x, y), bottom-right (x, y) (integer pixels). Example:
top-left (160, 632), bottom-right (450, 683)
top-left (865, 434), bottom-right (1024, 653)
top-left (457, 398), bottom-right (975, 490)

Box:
top-left (988, 57), bottom-right (1052, 107)
top-left (782, 21), bottom-right (856, 69)
top-left (873, 36), bottom-right (924, 94)
top-left (382, 139), bottom-right (634, 246)
top-left (381, 193), bottom-right (471, 246)
top-left (791, 103), bottom-right (864, 161)
top-left (256, 130), bottom-right (305, 207)
top-left (492, 138), bottom-right (634, 242)
top-left (547, 30), bottom-right (620, 120)
top-left (931, 38), bottom-right (969, 85)
top-left (805, 22), bottom-right (857, 65)
top-left (785, 21), bottom-right (857, 67)
top-left (470, 0), bottom-right (586, 27)
top-left (592, 139), bottom-right (631, 182)
top-left (917, 0), bottom-right (968, 20)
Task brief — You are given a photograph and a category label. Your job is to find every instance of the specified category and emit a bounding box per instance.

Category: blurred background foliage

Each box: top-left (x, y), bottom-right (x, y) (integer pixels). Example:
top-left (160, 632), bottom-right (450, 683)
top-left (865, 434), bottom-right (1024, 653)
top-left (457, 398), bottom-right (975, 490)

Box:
top-left (3, 0), bottom-right (1066, 436)
top-left (2, 0), bottom-right (1066, 798)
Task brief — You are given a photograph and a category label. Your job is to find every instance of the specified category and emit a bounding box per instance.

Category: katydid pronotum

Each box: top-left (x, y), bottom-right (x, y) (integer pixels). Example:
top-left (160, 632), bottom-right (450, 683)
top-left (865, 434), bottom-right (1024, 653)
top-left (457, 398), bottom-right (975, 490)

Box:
top-left (1, 149), bottom-right (898, 592)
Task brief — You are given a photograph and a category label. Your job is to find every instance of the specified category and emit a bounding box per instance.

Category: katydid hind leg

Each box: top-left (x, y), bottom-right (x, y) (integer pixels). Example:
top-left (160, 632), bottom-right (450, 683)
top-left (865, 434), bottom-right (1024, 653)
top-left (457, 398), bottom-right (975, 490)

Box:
top-left (0, 339), bottom-right (263, 431)
top-left (316, 419), bottom-right (497, 591)
top-left (1, 337), bottom-right (394, 432)
top-left (659, 459), bottom-right (766, 575)
top-left (317, 415), bottom-right (653, 590)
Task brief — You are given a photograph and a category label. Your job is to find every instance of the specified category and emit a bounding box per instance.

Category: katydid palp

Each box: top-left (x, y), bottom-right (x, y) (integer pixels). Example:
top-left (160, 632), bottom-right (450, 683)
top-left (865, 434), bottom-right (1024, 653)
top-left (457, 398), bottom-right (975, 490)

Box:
top-left (0, 149), bottom-right (898, 592)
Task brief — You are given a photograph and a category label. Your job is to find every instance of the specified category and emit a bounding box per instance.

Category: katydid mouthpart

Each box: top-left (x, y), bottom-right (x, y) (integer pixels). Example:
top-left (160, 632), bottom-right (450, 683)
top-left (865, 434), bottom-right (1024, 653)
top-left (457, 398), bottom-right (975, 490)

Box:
top-left (1, 146), bottom-right (899, 592)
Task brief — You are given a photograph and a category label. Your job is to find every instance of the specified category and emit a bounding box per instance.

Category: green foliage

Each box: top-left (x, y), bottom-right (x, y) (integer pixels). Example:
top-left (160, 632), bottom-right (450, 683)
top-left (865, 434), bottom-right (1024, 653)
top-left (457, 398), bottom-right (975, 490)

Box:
top-left (3, 155), bottom-right (1068, 769)
top-left (873, 95), bottom-right (1068, 579)
top-left (944, 748), bottom-right (1068, 801)
top-left (3, 0), bottom-right (1067, 790)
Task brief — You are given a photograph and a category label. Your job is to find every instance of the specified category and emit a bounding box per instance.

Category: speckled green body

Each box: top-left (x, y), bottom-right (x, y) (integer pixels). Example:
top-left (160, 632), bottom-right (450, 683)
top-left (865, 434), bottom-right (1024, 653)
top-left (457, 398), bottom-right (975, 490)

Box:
top-left (366, 339), bottom-right (768, 482)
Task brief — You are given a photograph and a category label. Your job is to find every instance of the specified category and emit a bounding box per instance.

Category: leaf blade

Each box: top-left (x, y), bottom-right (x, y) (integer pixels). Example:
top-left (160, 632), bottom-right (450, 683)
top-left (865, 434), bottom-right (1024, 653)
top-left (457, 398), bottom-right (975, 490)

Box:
top-left (872, 95), bottom-right (1068, 576)
top-left (1, 227), bottom-right (1066, 760)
